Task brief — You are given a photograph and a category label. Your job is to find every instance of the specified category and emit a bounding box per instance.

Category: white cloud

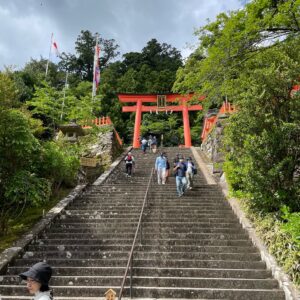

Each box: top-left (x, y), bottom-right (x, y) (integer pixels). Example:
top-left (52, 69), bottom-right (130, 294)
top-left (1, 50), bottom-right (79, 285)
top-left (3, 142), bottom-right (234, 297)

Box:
top-left (0, 0), bottom-right (244, 70)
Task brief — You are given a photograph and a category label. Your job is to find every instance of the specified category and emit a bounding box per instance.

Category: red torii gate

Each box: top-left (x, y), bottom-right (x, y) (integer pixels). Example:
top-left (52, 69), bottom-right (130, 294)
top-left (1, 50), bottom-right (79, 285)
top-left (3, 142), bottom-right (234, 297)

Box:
top-left (118, 93), bottom-right (204, 148)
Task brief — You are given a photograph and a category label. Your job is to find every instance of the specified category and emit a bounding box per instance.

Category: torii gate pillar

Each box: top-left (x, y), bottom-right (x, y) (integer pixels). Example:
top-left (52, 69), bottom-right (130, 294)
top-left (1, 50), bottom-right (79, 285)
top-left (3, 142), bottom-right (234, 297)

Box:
top-left (133, 99), bottom-right (142, 148)
top-left (182, 104), bottom-right (192, 147)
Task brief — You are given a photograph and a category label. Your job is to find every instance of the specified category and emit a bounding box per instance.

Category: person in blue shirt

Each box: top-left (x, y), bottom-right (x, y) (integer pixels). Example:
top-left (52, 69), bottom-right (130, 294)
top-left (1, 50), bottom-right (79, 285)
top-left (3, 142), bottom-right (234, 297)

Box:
top-left (155, 152), bottom-right (167, 184)
top-left (141, 137), bottom-right (148, 154)
top-left (173, 157), bottom-right (187, 197)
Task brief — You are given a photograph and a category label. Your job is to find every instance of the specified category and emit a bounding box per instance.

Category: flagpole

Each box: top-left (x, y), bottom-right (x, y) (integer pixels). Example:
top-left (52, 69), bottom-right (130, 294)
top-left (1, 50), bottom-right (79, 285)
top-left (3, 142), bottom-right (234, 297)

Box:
top-left (91, 34), bottom-right (100, 114)
top-left (45, 32), bottom-right (53, 78)
top-left (92, 34), bottom-right (99, 102)
top-left (60, 72), bottom-right (69, 120)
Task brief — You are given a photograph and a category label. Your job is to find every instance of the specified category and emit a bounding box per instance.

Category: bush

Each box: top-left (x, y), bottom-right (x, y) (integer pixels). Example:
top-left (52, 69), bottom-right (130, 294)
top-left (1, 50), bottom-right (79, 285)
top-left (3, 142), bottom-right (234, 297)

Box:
top-left (39, 141), bottom-right (80, 192)
top-left (241, 203), bottom-right (300, 286)
top-left (1, 171), bottom-right (51, 233)
top-left (0, 109), bottom-right (43, 233)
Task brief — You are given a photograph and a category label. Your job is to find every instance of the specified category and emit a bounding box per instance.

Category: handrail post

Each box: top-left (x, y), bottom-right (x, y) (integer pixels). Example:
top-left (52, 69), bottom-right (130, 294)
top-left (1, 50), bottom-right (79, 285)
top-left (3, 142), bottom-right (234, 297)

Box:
top-left (130, 254), bottom-right (133, 299)
top-left (140, 222), bottom-right (143, 245)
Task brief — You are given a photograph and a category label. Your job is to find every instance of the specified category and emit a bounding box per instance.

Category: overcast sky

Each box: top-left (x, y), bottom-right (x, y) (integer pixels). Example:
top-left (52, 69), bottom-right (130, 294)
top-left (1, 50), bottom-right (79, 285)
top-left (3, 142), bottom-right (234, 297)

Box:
top-left (0, 0), bottom-right (247, 70)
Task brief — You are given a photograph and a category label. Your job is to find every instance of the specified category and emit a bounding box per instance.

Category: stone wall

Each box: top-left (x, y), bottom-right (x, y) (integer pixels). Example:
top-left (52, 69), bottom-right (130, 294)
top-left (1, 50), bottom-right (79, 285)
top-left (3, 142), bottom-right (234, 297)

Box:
top-left (201, 114), bottom-right (229, 177)
top-left (79, 127), bottom-right (123, 183)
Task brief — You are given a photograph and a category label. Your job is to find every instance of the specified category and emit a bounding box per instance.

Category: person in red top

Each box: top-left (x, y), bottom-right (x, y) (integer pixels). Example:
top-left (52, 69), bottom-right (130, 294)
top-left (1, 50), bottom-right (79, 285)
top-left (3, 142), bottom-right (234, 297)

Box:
top-left (124, 152), bottom-right (135, 177)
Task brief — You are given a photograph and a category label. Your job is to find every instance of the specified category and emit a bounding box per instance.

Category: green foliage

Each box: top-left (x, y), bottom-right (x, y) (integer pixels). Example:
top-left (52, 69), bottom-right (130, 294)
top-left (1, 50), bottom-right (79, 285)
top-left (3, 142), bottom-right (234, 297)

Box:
top-left (4, 171), bottom-right (51, 207)
top-left (0, 109), bottom-right (43, 233)
top-left (27, 80), bottom-right (101, 135)
top-left (39, 141), bottom-right (80, 191)
top-left (0, 108), bottom-right (80, 234)
top-left (0, 187), bottom-right (72, 252)
top-left (0, 109), bottom-right (41, 179)
top-left (223, 44), bottom-right (300, 212)
top-left (280, 206), bottom-right (300, 247)
top-left (66, 81), bottom-right (101, 121)
top-left (240, 201), bottom-right (300, 286)
top-left (174, 0), bottom-right (300, 108)
top-left (0, 72), bottom-right (19, 108)
top-left (0, 169), bottom-right (51, 234)
top-left (13, 59), bottom-right (65, 103)
top-left (27, 81), bottom-right (61, 130)
top-left (141, 113), bottom-right (183, 146)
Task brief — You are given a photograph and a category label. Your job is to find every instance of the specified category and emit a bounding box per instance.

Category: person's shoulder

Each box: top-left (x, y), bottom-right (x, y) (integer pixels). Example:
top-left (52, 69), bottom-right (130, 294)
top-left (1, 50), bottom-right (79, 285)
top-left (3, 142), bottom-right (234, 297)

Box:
top-left (35, 292), bottom-right (52, 300)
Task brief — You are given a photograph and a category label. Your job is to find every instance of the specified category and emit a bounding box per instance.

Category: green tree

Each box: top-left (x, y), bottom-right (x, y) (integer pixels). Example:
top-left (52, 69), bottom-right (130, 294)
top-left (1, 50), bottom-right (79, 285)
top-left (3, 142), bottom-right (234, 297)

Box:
top-left (59, 30), bottom-right (120, 82)
top-left (174, 0), bottom-right (300, 109)
top-left (174, 0), bottom-right (300, 211)
top-left (26, 81), bottom-right (61, 135)
top-left (38, 141), bottom-right (79, 193)
top-left (223, 44), bottom-right (300, 212)
top-left (0, 109), bottom-right (44, 232)
top-left (0, 72), bottom-right (19, 108)
top-left (13, 59), bottom-right (65, 103)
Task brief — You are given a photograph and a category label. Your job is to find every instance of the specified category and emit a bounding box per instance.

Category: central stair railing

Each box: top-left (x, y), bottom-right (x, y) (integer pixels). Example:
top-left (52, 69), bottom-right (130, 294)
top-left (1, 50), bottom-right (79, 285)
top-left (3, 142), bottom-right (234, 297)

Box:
top-left (118, 167), bottom-right (154, 300)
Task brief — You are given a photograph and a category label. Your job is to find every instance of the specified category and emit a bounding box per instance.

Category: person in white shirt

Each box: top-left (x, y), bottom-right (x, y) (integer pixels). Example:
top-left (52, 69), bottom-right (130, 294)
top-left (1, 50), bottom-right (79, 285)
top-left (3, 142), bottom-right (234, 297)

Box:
top-left (186, 157), bottom-right (195, 190)
top-left (155, 152), bottom-right (167, 184)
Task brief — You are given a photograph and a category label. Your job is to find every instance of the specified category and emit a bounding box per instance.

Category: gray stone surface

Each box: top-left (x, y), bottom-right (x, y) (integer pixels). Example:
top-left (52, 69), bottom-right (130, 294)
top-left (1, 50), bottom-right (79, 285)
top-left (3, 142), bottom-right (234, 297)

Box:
top-left (0, 147), bottom-right (291, 299)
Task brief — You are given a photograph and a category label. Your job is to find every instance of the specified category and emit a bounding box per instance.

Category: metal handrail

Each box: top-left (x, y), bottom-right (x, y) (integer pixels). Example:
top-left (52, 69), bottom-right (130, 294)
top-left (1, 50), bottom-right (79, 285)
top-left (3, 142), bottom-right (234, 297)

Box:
top-left (118, 168), bottom-right (154, 300)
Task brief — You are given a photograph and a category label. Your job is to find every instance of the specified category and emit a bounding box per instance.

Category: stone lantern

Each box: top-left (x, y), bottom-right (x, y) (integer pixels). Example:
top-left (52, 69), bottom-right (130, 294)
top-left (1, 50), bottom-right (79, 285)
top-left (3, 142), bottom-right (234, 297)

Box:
top-left (58, 120), bottom-right (85, 142)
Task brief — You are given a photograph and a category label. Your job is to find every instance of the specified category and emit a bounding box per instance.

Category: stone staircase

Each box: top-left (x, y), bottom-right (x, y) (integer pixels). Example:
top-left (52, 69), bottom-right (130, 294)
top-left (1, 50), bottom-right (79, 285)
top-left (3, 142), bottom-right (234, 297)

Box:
top-left (0, 147), bottom-right (286, 299)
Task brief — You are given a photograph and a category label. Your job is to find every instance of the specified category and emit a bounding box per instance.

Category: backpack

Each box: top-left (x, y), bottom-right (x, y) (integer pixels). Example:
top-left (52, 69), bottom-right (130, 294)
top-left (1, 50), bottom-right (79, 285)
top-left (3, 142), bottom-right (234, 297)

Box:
top-left (126, 155), bottom-right (133, 163)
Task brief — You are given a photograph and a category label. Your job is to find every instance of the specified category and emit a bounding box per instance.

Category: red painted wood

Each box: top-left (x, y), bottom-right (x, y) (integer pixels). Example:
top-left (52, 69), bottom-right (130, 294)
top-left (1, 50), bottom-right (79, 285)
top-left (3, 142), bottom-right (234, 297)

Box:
top-left (133, 100), bottom-right (142, 148)
top-left (122, 104), bottom-right (203, 112)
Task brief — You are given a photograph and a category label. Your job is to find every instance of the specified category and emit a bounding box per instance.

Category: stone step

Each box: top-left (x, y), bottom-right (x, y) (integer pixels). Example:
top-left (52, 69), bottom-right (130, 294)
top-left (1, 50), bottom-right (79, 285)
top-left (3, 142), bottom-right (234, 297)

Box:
top-left (51, 224), bottom-right (241, 232)
top-left (76, 199), bottom-right (228, 205)
top-left (87, 185), bottom-right (221, 191)
top-left (69, 203), bottom-right (230, 209)
top-left (62, 208), bottom-right (233, 214)
top-left (33, 238), bottom-right (253, 247)
top-left (7, 266), bottom-right (272, 279)
top-left (0, 285), bottom-right (285, 299)
top-left (47, 227), bottom-right (246, 235)
top-left (86, 189), bottom-right (223, 195)
top-left (21, 250), bottom-right (262, 261)
top-left (58, 214), bottom-right (239, 221)
top-left (82, 192), bottom-right (225, 197)
top-left (54, 218), bottom-right (241, 224)
top-left (51, 221), bottom-right (241, 227)
top-left (2, 275), bottom-right (279, 289)
top-left (27, 244), bottom-right (258, 254)
top-left (41, 233), bottom-right (250, 240)
top-left (0, 147), bottom-right (285, 300)
top-left (64, 208), bottom-right (233, 214)
top-left (12, 258), bottom-right (267, 269)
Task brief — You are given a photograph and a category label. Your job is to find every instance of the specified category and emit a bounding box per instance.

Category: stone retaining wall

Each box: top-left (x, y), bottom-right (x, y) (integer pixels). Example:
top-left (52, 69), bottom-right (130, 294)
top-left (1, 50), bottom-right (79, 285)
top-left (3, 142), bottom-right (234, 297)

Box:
top-left (201, 115), bottom-right (229, 177)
